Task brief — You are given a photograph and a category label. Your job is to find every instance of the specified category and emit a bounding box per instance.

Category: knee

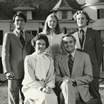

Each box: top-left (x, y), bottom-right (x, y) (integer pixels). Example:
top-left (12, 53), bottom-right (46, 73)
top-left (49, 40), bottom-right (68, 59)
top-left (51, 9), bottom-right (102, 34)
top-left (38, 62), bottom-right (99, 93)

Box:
top-left (61, 81), bottom-right (70, 89)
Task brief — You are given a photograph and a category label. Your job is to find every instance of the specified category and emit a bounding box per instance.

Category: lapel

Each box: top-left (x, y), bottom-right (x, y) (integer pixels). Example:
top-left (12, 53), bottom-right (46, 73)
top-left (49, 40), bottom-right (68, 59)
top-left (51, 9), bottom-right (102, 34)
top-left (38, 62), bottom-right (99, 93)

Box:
top-left (84, 28), bottom-right (92, 48)
top-left (12, 30), bottom-right (28, 49)
top-left (24, 31), bottom-right (28, 46)
top-left (12, 31), bottom-right (23, 48)
top-left (60, 54), bottom-right (70, 77)
top-left (71, 50), bottom-right (80, 76)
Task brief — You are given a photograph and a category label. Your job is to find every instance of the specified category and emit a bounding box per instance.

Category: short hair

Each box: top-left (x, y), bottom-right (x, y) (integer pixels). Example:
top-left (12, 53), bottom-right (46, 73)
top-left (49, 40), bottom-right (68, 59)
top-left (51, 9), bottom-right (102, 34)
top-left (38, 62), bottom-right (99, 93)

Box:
top-left (61, 33), bottom-right (76, 53)
top-left (31, 33), bottom-right (49, 49)
top-left (42, 13), bottom-right (61, 35)
top-left (73, 10), bottom-right (90, 25)
top-left (13, 13), bottom-right (27, 23)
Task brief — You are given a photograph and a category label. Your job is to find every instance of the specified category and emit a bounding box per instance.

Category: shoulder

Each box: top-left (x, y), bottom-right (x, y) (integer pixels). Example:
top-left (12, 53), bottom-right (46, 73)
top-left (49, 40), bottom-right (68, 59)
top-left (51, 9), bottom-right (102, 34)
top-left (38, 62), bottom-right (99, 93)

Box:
top-left (44, 54), bottom-right (54, 62)
top-left (76, 50), bottom-right (90, 58)
top-left (4, 32), bottom-right (13, 36)
top-left (87, 28), bottom-right (99, 35)
top-left (3, 32), bottom-right (13, 39)
top-left (25, 54), bottom-right (34, 62)
top-left (55, 53), bottom-right (66, 60)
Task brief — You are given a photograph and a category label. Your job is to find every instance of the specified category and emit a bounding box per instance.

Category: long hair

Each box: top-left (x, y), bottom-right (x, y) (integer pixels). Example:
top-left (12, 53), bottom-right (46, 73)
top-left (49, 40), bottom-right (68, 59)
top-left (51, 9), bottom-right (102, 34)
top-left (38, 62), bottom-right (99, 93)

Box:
top-left (43, 13), bottom-right (61, 35)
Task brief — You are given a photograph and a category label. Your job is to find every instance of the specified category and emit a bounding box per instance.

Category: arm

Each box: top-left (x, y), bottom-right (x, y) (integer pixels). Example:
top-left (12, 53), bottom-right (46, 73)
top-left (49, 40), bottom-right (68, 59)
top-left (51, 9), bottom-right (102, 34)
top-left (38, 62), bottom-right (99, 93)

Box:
top-left (75, 54), bottom-right (93, 86)
top-left (2, 33), bottom-right (15, 79)
top-left (95, 31), bottom-right (103, 68)
top-left (2, 33), bottom-right (11, 74)
top-left (54, 56), bottom-right (63, 86)
top-left (45, 57), bottom-right (55, 89)
top-left (22, 56), bottom-right (42, 89)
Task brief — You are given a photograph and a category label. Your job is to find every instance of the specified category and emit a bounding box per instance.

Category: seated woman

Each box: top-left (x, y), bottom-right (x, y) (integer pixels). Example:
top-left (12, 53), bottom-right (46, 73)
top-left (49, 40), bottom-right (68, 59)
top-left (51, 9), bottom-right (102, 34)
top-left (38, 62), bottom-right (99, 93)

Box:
top-left (22, 34), bottom-right (58, 104)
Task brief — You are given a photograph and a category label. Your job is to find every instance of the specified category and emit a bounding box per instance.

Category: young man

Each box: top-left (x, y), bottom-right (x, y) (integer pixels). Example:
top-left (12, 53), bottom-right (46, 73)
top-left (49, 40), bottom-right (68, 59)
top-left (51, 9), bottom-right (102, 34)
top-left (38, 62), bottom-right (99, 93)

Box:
top-left (72, 10), bottom-right (103, 104)
top-left (2, 13), bottom-right (34, 104)
top-left (54, 34), bottom-right (93, 104)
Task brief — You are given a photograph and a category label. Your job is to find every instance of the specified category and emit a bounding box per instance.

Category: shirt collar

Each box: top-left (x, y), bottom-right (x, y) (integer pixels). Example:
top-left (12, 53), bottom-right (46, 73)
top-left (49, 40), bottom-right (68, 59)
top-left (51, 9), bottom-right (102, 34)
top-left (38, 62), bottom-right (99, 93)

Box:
top-left (33, 52), bottom-right (46, 58)
top-left (79, 26), bottom-right (87, 33)
top-left (14, 29), bottom-right (25, 37)
top-left (67, 50), bottom-right (75, 58)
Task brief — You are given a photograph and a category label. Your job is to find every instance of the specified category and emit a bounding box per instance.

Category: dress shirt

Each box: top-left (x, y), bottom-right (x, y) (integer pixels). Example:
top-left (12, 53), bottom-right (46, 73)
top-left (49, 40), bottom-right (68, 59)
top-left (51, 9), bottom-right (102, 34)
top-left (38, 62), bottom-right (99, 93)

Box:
top-left (78, 27), bottom-right (87, 49)
top-left (15, 29), bottom-right (25, 40)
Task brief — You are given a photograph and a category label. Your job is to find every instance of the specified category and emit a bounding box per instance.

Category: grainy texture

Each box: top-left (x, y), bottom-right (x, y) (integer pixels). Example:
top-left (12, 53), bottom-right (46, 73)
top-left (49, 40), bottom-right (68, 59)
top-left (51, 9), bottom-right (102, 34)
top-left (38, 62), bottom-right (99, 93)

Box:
top-left (0, 84), bottom-right (104, 104)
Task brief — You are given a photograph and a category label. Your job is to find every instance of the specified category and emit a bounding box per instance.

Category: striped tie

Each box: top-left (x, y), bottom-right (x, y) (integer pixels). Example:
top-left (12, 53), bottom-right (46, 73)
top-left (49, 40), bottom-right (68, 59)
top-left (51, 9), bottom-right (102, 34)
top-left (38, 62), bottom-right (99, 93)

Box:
top-left (20, 30), bottom-right (25, 47)
top-left (68, 54), bottom-right (73, 75)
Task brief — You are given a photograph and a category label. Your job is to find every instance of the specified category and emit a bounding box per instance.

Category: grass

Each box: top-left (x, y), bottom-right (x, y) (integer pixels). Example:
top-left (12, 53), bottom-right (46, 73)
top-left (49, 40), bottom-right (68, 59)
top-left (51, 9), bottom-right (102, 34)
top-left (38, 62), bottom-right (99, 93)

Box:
top-left (0, 74), bottom-right (104, 104)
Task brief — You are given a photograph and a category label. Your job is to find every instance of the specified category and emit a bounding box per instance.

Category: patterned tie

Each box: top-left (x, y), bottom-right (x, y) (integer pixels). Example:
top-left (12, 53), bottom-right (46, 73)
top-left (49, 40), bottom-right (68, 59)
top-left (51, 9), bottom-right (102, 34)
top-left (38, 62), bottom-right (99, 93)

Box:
top-left (68, 54), bottom-right (73, 75)
top-left (20, 30), bottom-right (25, 47)
top-left (79, 29), bottom-right (84, 49)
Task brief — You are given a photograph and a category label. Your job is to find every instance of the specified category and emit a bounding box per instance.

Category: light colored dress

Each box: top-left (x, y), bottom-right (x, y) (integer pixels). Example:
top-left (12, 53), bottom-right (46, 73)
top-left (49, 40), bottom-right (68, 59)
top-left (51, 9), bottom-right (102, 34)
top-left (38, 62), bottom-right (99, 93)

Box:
top-left (22, 52), bottom-right (58, 104)
top-left (45, 32), bottom-right (64, 59)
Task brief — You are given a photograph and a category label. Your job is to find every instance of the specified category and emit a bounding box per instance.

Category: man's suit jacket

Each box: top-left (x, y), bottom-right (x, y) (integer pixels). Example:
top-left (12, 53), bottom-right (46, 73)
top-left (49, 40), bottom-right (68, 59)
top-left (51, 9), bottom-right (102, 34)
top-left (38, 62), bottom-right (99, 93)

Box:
top-left (2, 30), bottom-right (34, 79)
top-left (55, 50), bottom-right (93, 102)
top-left (72, 28), bottom-right (103, 77)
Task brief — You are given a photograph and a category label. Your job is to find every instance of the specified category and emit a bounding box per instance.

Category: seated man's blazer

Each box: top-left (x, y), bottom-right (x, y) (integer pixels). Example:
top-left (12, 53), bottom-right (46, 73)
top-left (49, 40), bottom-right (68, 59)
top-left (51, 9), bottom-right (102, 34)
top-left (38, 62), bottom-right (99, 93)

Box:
top-left (54, 50), bottom-right (93, 102)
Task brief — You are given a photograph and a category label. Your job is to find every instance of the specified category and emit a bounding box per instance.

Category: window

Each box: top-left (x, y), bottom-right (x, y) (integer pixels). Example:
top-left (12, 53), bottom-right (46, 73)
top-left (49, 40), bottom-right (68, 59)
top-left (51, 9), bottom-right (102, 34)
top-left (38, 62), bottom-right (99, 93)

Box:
top-left (62, 11), bottom-right (67, 19)
top-left (0, 30), bottom-right (3, 45)
top-left (98, 9), bottom-right (104, 19)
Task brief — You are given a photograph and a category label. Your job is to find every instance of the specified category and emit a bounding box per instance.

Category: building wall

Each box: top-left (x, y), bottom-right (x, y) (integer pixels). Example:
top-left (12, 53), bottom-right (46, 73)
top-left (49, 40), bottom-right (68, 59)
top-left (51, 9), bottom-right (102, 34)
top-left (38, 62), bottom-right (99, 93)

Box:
top-left (0, 1), bottom-right (104, 72)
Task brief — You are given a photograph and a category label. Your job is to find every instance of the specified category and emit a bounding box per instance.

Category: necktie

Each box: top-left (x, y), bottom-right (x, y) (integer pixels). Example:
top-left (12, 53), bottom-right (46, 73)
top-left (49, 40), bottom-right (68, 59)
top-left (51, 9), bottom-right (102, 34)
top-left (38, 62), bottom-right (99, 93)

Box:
top-left (20, 30), bottom-right (25, 47)
top-left (79, 29), bottom-right (84, 49)
top-left (68, 54), bottom-right (73, 75)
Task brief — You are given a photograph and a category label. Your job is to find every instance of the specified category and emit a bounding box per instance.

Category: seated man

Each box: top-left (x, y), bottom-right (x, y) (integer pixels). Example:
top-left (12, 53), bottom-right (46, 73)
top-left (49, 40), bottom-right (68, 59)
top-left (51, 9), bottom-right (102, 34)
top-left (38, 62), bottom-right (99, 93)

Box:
top-left (54, 34), bottom-right (93, 104)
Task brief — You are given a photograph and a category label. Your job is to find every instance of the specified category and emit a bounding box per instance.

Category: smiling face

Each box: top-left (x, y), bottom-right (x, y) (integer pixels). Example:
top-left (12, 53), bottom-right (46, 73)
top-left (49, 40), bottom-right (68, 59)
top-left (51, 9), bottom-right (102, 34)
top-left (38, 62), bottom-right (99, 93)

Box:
top-left (35, 39), bottom-right (46, 54)
top-left (62, 36), bottom-right (75, 53)
top-left (76, 13), bottom-right (88, 28)
top-left (14, 16), bottom-right (25, 30)
top-left (47, 16), bottom-right (57, 30)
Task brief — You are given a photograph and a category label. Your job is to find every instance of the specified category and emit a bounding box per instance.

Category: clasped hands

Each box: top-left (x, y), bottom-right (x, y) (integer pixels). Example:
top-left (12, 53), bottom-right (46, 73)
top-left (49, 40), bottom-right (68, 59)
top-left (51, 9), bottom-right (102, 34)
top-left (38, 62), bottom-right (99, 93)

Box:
top-left (40, 86), bottom-right (52, 94)
top-left (62, 76), bottom-right (77, 86)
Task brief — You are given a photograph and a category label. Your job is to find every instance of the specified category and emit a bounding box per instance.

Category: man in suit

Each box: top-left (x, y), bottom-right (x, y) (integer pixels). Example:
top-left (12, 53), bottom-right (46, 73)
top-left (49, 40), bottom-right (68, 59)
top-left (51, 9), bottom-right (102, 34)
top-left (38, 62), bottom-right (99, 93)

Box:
top-left (72, 10), bottom-right (103, 104)
top-left (54, 34), bottom-right (93, 104)
top-left (2, 13), bottom-right (34, 104)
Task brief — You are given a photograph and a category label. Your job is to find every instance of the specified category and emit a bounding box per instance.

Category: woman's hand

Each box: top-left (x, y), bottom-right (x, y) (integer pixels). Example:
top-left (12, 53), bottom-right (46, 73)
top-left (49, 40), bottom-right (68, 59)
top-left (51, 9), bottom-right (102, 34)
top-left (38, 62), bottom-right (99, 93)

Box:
top-left (42, 87), bottom-right (52, 94)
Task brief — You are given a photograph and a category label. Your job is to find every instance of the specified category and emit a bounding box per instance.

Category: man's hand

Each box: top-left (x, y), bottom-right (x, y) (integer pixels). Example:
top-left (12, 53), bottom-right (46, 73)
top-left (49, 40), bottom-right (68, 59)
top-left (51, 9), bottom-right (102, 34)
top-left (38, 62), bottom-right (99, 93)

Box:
top-left (6, 72), bottom-right (15, 79)
top-left (62, 76), bottom-right (77, 86)
top-left (69, 78), bottom-right (77, 86)
top-left (62, 76), bottom-right (70, 82)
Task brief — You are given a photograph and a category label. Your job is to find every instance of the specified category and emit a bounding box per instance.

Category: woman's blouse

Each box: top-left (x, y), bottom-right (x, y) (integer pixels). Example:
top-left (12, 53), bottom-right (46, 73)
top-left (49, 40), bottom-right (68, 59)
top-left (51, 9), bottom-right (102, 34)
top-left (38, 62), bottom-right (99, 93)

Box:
top-left (22, 52), bottom-right (55, 92)
top-left (46, 32), bottom-right (64, 53)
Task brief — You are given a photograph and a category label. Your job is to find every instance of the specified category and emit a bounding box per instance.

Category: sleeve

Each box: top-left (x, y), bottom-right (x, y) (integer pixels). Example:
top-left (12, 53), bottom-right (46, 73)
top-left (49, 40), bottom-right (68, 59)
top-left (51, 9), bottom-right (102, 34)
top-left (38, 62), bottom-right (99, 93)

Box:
top-left (95, 31), bottom-right (103, 68)
top-left (45, 57), bottom-right (55, 88)
top-left (2, 33), bottom-right (11, 73)
top-left (22, 56), bottom-right (42, 91)
top-left (75, 53), bottom-right (93, 86)
top-left (54, 56), bottom-right (63, 86)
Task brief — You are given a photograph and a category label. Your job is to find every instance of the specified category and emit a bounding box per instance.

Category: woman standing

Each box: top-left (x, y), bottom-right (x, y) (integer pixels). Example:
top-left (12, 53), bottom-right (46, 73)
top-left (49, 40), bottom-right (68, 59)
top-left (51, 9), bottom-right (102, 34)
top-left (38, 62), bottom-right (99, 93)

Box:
top-left (22, 34), bottom-right (58, 104)
top-left (43, 13), bottom-right (64, 59)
